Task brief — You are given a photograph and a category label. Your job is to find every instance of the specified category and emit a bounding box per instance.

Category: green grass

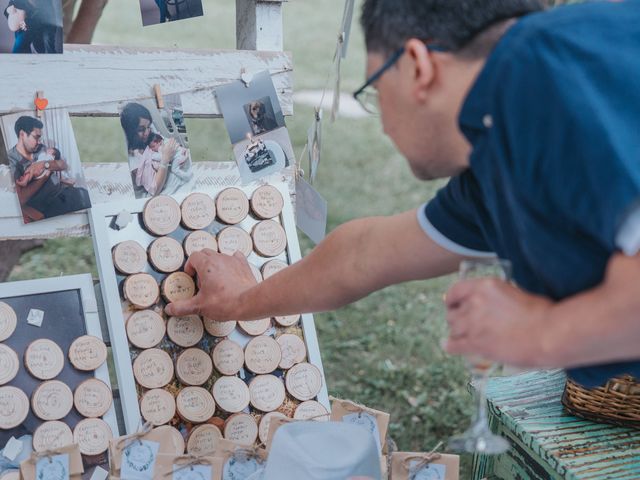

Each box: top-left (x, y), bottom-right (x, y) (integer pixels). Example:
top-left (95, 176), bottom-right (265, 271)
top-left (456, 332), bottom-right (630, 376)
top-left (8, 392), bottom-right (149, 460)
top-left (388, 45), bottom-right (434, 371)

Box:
top-left (9, 0), bottom-right (475, 474)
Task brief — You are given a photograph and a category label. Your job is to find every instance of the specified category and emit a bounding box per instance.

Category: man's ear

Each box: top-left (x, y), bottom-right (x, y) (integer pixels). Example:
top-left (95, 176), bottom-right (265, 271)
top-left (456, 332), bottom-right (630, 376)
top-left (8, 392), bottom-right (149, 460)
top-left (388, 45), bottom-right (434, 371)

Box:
top-left (404, 38), bottom-right (436, 103)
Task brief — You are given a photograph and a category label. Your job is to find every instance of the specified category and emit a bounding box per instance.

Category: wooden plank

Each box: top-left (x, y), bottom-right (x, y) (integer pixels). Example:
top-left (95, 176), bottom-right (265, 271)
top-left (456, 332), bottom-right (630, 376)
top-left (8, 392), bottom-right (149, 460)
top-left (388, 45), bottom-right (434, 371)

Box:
top-left (236, 0), bottom-right (284, 51)
top-left (0, 162), bottom-right (296, 240)
top-left (0, 45), bottom-right (293, 117)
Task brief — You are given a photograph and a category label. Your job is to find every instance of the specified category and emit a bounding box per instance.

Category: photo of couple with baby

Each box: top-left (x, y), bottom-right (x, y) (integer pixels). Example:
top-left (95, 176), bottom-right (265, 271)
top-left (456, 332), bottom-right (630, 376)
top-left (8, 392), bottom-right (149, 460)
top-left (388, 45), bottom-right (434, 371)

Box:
top-left (119, 96), bottom-right (194, 199)
top-left (0, 0), bottom-right (63, 53)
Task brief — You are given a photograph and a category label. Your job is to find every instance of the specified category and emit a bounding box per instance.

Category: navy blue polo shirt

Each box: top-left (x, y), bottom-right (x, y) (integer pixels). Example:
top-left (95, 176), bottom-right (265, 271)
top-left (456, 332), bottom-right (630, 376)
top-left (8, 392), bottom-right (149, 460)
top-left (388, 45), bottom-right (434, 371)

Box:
top-left (422, 0), bottom-right (640, 387)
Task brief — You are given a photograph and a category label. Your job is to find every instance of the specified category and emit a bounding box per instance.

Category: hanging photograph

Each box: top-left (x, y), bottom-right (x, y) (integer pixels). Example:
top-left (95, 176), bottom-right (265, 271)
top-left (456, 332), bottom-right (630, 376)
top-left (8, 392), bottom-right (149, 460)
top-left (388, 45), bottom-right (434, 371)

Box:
top-left (0, 0), bottom-right (63, 53)
top-left (119, 94), bottom-right (194, 198)
top-left (216, 70), bottom-right (294, 184)
top-left (139, 0), bottom-right (204, 27)
top-left (0, 109), bottom-right (91, 224)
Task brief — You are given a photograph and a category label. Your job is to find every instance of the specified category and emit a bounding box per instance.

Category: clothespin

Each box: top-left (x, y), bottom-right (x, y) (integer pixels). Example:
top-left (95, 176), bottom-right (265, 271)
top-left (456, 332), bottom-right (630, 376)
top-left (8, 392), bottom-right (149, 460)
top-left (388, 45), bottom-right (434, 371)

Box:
top-left (240, 68), bottom-right (253, 88)
top-left (34, 91), bottom-right (48, 118)
top-left (153, 84), bottom-right (164, 109)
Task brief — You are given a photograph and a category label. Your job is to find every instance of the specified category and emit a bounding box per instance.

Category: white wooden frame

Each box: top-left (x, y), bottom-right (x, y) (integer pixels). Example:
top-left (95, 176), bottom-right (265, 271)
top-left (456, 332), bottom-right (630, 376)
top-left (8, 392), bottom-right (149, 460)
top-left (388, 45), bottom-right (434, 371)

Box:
top-left (0, 273), bottom-right (120, 438)
top-left (89, 180), bottom-right (329, 434)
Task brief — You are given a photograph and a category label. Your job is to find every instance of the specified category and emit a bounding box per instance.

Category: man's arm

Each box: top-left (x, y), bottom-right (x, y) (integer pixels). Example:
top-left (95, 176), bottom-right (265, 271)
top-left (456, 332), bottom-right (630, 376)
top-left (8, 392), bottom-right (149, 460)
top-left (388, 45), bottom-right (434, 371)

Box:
top-left (445, 252), bottom-right (640, 368)
top-left (48, 159), bottom-right (68, 172)
top-left (166, 208), bottom-right (465, 320)
top-left (16, 171), bottom-right (51, 205)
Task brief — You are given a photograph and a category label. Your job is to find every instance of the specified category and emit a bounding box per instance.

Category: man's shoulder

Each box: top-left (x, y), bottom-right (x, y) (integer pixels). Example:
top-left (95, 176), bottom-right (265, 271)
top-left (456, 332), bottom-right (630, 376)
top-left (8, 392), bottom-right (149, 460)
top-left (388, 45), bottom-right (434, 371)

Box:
top-left (6, 146), bottom-right (22, 165)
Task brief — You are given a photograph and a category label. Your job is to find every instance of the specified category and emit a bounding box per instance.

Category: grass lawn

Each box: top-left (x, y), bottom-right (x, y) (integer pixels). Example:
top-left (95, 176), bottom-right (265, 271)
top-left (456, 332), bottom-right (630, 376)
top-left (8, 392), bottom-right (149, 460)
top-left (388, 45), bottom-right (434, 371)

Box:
top-left (9, 0), bottom-right (475, 474)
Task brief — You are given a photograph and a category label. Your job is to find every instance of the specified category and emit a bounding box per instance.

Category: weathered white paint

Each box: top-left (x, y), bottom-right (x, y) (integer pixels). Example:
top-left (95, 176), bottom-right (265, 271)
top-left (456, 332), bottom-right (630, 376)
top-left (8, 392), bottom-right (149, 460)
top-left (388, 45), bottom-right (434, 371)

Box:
top-left (0, 45), bottom-right (293, 117)
top-left (236, 0), bottom-right (284, 51)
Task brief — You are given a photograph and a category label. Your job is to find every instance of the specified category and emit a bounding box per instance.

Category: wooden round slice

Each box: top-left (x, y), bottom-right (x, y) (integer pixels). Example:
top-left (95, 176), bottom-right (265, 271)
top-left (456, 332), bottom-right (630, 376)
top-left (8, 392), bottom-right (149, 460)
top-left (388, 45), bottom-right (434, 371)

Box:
top-left (31, 380), bottom-right (73, 421)
top-left (149, 236), bottom-right (185, 273)
top-left (126, 310), bottom-right (166, 349)
top-left (133, 348), bottom-right (174, 389)
top-left (181, 193), bottom-right (216, 230)
top-left (260, 259), bottom-right (288, 279)
top-left (73, 378), bottom-right (112, 418)
top-left (250, 185), bottom-right (284, 220)
top-left (167, 315), bottom-right (204, 348)
top-left (294, 400), bottom-right (329, 421)
top-left (249, 374), bottom-right (285, 412)
top-left (0, 386), bottom-right (29, 429)
top-left (258, 411), bottom-right (288, 445)
top-left (251, 220), bottom-right (287, 257)
top-left (212, 339), bottom-right (244, 376)
top-left (184, 231), bottom-right (218, 257)
top-left (211, 376), bottom-right (250, 414)
top-left (112, 240), bottom-right (147, 275)
top-left (217, 227), bottom-right (253, 257)
top-left (203, 318), bottom-right (236, 337)
top-left (123, 273), bottom-right (159, 309)
top-left (277, 334), bottom-right (307, 370)
top-left (24, 339), bottom-right (64, 380)
top-left (161, 272), bottom-right (196, 304)
top-left (68, 335), bottom-right (107, 371)
top-left (0, 471), bottom-right (19, 480)
top-left (244, 336), bottom-right (282, 375)
top-left (33, 421), bottom-right (73, 452)
top-left (0, 302), bottom-right (17, 342)
top-left (186, 424), bottom-right (222, 455)
top-left (216, 188), bottom-right (249, 225)
top-left (140, 389), bottom-right (176, 426)
top-left (223, 413), bottom-right (258, 445)
top-left (143, 195), bottom-right (182, 236)
top-left (0, 344), bottom-right (19, 385)
top-left (73, 418), bottom-right (113, 455)
top-left (238, 318), bottom-right (271, 337)
top-left (274, 314), bottom-right (301, 328)
top-left (176, 387), bottom-right (216, 423)
top-left (285, 362), bottom-right (323, 402)
top-left (176, 348), bottom-right (213, 386)
top-left (153, 425), bottom-right (185, 454)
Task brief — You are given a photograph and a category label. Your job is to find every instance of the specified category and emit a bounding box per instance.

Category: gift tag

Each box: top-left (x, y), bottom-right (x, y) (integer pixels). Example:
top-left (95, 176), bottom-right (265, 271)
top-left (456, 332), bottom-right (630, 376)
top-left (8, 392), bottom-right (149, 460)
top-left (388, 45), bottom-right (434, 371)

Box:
top-left (223, 456), bottom-right (262, 480)
top-left (35, 454), bottom-right (69, 480)
top-left (26, 308), bottom-right (44, 327)
top-left (90, 466), bottom-right (109, 480)
top-left (343, 412), bottom-right (382, 454)
top-left (2, 437), bottom-right (23, 462)
top-left (295, 177), bottom-right (327, 245)
top-left (120, 439), bottom-right (160, 480)
top-left (408, 461), bottom-right (446, 480)
top-left (173, 464), bottom-right (212, 480)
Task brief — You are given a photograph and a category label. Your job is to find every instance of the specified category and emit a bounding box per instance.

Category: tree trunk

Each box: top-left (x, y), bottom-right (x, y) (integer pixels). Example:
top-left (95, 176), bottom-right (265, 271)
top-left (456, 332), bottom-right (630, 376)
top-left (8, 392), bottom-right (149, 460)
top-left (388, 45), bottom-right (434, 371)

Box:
top-left (0, 240), bottom-right (44, 282)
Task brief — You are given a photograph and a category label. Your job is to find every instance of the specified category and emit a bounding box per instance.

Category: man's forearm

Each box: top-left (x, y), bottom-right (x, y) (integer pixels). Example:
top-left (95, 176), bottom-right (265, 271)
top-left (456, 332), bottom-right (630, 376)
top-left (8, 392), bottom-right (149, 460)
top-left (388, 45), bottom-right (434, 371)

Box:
top-left (16, 176), bottom-right (48, 205)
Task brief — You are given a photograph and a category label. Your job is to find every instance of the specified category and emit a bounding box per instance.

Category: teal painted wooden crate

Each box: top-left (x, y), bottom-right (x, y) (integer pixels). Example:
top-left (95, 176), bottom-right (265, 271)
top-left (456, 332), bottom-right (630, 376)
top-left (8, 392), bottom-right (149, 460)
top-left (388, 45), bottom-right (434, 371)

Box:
top-left (472, 370), bottom-right (640, 480)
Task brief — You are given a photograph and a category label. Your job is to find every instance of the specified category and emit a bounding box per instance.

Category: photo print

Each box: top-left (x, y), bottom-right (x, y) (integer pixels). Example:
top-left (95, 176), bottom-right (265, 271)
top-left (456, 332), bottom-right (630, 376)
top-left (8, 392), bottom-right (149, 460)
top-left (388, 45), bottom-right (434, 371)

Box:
top-left (0, 109), bottom-right (91, 224)
top-left (139, 0), bottom-right (204, 27)
top-left (216, 70), bottom-right (294, 184)
top-left (119, 93), bottom-right (194, 199)
top-left (0, 0), bottom-right (63, 53)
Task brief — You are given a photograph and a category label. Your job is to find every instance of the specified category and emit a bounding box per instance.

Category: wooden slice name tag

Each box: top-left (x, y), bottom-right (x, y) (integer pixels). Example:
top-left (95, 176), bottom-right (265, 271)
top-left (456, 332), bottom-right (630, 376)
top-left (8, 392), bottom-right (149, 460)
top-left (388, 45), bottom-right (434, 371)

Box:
top-left (258, 411), bottom-right (288, 445)
top-left (293, 400), bottom-right (329, 421)
top-left (68, 335), bottom-right (108, 371)
top-left (223, 413), bottom-right (258, 446)
top-left (0, 302), bottom-right (17, 342)
top-left (73, 418), bottom-right (113, 455)
top-left (211, 376), bottom-right (250, 414)
top-left (143, 195), bottom-right (182, 236)
top-left (212, 339), bottom-right (244, 376)
top-left (252, 220), bottom-right (287, 258)
top-left (0, 386), bottom-right (29, 429)
top-left (176, 348), bottom-right (214, 386)
top-left (74, 378), bottom-right (113, 418)
top-left (167, 315), bottom-right (204, 348)
top-left (249, 374), bottom-right (286, 412)
top-left (274, 314), bottom-right (301, 328)
top-left (0, 344), bottom-right (19, 385)
top-left (140, 388), bottom-right (176, 426)
top-left (126, 310), bottom-right (166, 349)
top-left (277, 334), bottom-right (307, 370)
top-left (149, 236), bottom-right (185, 273)
top-left (203, 317), bottom-right (237, 337)
top-left (112, 240), bottom-right (147, 275)
top-left (260, 259), bottom-right (287, 279)
top-left (176, 387), bottom-right (216, 424)
top-left (181, 193), bottom-right (216, 230)
top-left (25, 339), bottom-right (64, 380)
top-left (216, 188), bottom-right (249, 225)
top-left (33, 421), bottom-right (73, 452)
top-left (285, 362), bottom-right (323, 402)
top-left (133, 348), bottom-right (174, 389)
top-left (184, 231), bottom-right (217, 257)
top-left (153, 425), bottom-right (186, 455)
top-left (238, 318), bottom-right (271, 337)
top-left (250, 185), bottom-right (284, 220)
top-left (161, 272), bottom-right (196, 304)
top-left (123, 273), bottom-right (159, 309)
top-left (186, 424), bottom-right (222, 456)
top-left (244, 336), bottom-right (282, 375)
top-left (217, 227), bottom-right (253, 257)
top-left (31, 380), bottom-right (74, 421)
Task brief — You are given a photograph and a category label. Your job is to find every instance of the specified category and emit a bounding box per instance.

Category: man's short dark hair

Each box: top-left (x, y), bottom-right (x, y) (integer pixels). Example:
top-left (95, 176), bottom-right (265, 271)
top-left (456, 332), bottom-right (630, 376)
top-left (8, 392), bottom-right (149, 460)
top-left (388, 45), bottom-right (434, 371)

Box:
top-left (361, 0), bottom-right (545, 58)
top-left (14, 116), bottom-right (43, 137)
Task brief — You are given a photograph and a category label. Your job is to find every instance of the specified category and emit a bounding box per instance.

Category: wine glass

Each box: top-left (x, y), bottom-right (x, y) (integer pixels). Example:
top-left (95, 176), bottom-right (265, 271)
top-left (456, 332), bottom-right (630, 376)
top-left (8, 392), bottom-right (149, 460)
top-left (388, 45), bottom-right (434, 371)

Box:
top-left (447, 258), bottom-right (511, 455)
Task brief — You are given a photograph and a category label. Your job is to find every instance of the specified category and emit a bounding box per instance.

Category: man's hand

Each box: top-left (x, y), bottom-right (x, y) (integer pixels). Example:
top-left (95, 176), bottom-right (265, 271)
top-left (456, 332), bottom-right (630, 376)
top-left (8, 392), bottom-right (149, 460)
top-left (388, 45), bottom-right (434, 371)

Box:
top-left (444, 278), bottom-right (554, 367)
top-left (165, 250), bottom-right (258, 320)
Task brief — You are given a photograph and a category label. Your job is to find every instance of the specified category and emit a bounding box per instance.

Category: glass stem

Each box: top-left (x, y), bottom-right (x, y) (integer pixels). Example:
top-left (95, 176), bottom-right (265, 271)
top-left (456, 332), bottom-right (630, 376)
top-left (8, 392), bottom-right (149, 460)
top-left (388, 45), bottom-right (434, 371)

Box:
top-left (472, 371), bottom-right (490, 428)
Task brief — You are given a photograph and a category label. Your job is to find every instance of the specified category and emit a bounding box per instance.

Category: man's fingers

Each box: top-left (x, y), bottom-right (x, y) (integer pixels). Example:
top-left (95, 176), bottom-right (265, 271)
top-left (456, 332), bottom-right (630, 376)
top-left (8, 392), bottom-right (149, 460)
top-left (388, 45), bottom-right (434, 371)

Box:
top-left (444, 280), bottom-right (476, 308)
top-left (165, 294), bottom-right (201, 317)
top-left (184, 251), bottom-right (212, 277)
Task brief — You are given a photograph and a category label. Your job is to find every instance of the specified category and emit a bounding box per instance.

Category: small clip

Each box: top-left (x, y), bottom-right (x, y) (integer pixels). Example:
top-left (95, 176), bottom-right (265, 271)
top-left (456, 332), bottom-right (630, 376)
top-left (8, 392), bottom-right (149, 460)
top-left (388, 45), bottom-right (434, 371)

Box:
top-left (34, 91), bottom-right (48, 118)
top-left (240, 68), bottom-right (253, 88)
top-left (153, 84), bottom-right (164, 109)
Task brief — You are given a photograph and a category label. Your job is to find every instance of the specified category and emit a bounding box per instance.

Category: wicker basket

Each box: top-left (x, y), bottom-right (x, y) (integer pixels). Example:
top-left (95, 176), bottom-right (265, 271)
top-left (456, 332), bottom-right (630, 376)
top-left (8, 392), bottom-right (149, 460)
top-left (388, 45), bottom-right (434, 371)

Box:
top-left (562, 375), bottom-right (640, 428)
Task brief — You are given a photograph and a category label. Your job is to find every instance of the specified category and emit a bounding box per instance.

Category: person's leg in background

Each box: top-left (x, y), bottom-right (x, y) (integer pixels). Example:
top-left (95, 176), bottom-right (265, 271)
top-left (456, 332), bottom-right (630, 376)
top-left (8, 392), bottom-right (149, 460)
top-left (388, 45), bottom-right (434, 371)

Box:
top-left (64, 0), bottom-right (108, 44)
top-left (62, 0), bottom-right (77, 39)
top-left (154, 0), bottom-right (167, 23)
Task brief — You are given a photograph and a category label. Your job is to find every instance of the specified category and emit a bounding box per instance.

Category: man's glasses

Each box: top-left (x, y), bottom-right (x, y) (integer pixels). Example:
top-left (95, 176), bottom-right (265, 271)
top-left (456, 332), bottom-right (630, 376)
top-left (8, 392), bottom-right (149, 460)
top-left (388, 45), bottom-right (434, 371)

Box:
top-left (353, 42), bottom-right (448, 115)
